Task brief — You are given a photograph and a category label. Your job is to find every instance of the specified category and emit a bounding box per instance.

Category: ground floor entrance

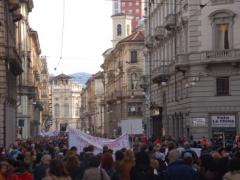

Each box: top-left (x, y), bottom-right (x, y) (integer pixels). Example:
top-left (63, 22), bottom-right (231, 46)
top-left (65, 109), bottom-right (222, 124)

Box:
top-left (211, 114), bottom-right (237, 146)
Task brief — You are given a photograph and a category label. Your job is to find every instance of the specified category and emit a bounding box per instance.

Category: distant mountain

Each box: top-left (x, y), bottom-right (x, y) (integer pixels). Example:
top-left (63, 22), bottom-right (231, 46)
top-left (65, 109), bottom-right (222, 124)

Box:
top-left (70, 72), bottom-right (91, 85)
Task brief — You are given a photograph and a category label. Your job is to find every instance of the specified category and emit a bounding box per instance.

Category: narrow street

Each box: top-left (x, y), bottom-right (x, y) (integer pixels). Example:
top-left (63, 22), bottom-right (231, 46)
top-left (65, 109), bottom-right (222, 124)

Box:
top-left (0, 0), bottom-right (239, 179)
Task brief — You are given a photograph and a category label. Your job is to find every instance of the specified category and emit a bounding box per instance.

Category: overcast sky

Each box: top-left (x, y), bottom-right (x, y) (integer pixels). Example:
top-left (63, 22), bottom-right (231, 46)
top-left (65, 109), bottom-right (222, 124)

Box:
top-left (29, 0), bottom-right (113, 75)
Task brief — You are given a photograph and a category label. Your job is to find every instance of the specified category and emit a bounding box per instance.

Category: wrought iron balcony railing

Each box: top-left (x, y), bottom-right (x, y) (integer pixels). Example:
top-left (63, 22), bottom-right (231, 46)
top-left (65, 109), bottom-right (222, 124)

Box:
top-left (152, 65), bottom-right (170, 85)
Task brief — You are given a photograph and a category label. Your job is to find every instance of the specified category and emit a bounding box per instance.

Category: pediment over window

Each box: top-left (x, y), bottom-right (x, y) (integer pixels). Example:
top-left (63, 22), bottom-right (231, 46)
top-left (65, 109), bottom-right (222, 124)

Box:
top-left (211, 0), bottom-right (233, 5)
top-left (209, 9), bottom-right (235, 20)
top-left (126, 66), bottom-right (142, 74)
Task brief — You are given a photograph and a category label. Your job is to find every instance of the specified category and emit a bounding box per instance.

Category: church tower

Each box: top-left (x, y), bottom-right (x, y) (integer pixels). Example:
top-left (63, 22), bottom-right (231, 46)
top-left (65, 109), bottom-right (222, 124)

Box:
top-left (111, 13), bottom-right (133, 47)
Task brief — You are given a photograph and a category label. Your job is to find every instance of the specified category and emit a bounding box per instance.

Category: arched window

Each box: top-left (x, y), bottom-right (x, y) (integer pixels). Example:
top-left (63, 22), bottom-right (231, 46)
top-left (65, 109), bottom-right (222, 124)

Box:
top-left (117, 24), bottom-right (122, 36)
top-left (54, 104), bottom-right (60, 117)
top-left (130, 73), bottom-right (138, 90)
top-left (64, 103), bottom-right (69, 117)
top-left (209, 10), bottom-right (235, 50)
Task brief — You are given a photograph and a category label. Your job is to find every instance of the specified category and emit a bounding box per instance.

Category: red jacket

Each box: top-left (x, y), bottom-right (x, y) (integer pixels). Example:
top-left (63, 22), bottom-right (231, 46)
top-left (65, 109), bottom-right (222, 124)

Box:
top-left (9, 171), bottom-right (33, 180)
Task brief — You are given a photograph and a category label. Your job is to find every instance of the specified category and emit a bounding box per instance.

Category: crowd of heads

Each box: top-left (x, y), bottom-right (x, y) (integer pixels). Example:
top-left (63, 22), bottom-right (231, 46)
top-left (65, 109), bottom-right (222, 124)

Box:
top-left (0, 134), bottom-right (239, 179)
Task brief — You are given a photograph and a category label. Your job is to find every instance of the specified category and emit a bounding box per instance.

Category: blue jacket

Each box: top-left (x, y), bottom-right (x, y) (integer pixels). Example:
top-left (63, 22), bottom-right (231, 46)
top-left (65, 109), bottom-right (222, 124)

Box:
top-left (164, 160), bottom-right (198, 180)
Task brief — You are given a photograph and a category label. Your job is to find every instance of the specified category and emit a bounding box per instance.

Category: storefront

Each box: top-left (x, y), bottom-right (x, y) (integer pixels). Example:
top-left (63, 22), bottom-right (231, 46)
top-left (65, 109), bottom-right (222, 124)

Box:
top-left (211, 115), bottom-right (237, 144)
top-left (150, 106), bottom-right (162, 138)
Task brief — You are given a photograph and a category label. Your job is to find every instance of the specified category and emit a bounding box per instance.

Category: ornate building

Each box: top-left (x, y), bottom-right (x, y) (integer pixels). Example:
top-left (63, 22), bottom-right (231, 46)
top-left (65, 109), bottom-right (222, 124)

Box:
top-left (50, 74), bottom-right (82, 131)
top-left (102, 30), bottom-right (145, 137)
top-left (80, 72), bottom-right (104, 135)
top-left (145, 0), bottom-right (240, 142)
top-left (39, 57), bottom-right (50, 131)
top-left (0, 0), bottom-right (35, 146)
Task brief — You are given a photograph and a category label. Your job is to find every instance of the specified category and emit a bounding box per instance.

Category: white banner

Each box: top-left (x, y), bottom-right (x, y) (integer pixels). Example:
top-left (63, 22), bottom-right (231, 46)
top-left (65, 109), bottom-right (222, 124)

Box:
top-left (40, 130), bottom-right (60, 137)
top-left (68, 128), bottom-right (130, 154)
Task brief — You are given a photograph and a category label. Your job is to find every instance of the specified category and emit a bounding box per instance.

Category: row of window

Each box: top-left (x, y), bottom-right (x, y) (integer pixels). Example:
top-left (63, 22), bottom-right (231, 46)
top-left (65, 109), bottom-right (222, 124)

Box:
top-left (122, 9), bottom-right (141, 15)
top-left (157, 77), bottom-right (230, 103)
top-left (117, 24), bottom-right (131, 36)
top-left (54, 103), bottom-right (79, 117)
top-left (148, 6), bottom-right (234, 51)
top-left (122, 1), bottom-right (140, 7)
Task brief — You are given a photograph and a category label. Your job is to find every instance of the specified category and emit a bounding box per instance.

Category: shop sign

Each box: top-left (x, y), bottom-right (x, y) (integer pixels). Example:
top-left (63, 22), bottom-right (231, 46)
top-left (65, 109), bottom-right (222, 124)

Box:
top-left (191, 118), bottom-right (207, 127)
top-left (211, 115), bottom-right (236, 128)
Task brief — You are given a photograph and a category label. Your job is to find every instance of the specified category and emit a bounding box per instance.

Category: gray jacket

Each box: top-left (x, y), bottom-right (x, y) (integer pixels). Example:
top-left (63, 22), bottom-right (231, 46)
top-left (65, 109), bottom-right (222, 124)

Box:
top-left (83, 167), bottom-right (110, 180)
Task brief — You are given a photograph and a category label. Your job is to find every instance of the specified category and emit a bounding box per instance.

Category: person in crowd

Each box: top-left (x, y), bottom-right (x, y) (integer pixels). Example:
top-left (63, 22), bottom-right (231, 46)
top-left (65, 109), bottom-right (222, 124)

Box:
top-left (130, 151), bottom-right (156, 180)
top-left (182, 152), bottom-right (199, 173)
top-left (0, 161), bottom-right (8, 180)
top-left (43, 159), bottom-right (71, 180)
top-left (119, 150), bottom-right (135, 180)
top-left (69, 146), bottom-right (78, 155)
top-left (101, 152), bottom-right (118, 180)
top-left (163, 149), bottom-right (198, 180)
top-left (65, 155), bottom-right (83, 180)
top-left (82, 155), bottom-right (110, 180)
top-left (165, 141), bottom-right (177, 163)
top-left (80, 145), bottom-right (95, 173)
top-left (223, 157), bottom-right (240, 180)
top-left (199, 154), bottom-right (219, 180)
top-left (114, 150), bottom-right (124, 180)
top-left (103, 146), bottom-right (109, 154)
top-left (9, 146), bottom-right (21, 160)
top-left (216, 151), bottom-right (229, 178)
top-left (34, 154), bottom-right (51, 180)
top-left (8, 161), bottom-right (33, 180)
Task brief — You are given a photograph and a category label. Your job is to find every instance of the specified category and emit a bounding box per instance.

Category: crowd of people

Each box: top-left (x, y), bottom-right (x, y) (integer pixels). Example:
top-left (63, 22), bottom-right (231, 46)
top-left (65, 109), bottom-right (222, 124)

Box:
top-left (0, 134), bottom-right (239, 180)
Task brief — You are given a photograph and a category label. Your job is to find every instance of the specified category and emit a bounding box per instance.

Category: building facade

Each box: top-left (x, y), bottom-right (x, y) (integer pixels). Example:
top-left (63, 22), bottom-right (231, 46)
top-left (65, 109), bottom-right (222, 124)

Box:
top-left (112, 0), bottom-right (145, 30)
top-left (17, 27), bottom-right (46, 138)
top-left (102, 30), bottom-right (145, 137)
top-left (0, 0), bottom-right (34, 146)
top-left (40, 57), bottom-right (50, 131)
top-left (80, 72), bottom-right (104, 135)
top-left (145, 0), bottom-right (240, 142)
top-left (50, 74), bottom-right (82, 131)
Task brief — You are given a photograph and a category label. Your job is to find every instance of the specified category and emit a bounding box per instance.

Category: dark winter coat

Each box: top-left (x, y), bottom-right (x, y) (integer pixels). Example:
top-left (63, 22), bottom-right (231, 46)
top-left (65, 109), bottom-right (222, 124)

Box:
top-left (34, 163), bottom-right (49, 180)
top-left (163, 160), bottom-right (198, 180)
top-left (130, 164), bottom-right (156, 180)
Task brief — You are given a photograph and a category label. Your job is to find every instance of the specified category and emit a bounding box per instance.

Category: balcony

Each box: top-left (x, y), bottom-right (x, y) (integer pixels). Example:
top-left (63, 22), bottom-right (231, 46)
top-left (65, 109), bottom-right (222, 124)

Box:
top-left (127, 90), bottom-right (145, 98)
top-left (8, 47), bottom-right (23, 75)
top-left (154, 26), bottom-right (165, 41)
top-left (175, 49), bottom-right (240, 69)
top-left (19, 86), bottom-right (36, 99)
top-left (8, 0), bottom-right (20, 11)
top-left (13, 8), bottom-right (22, 22)
top-left (201, 49), bottom-right (240, 64)
top-left (106, 93), bottom-right (117, 103)
top-left (152, 65), bottom-right (169, 85)
top-left (164, 14), bottom-right (176, 31)
top-left (128, 110), bottom-right (143, 117)
top-left (145, 35), bottom-right (153, 49)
